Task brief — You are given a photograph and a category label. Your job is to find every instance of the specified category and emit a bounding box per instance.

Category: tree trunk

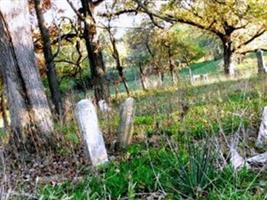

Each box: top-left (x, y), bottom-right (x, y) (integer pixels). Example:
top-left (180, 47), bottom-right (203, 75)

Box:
top-left (170, 70), bottom-right (177, 84)
top-left (34, 0), bottom-right (63, 117)
top-left (161, 72), bottom-right (164, 82)
top-left (157, 71), bottom-right (163, 87)
top-left (223, 38), bottom-right (235, 76)
top-left (109, 30), bottom-right (130, 96)
top-left (80, 0), bottom-right (110, 103)
top-left (168, 47), bottom-right (177, 84)
top-left (139, 64), bottom-right (147, 91)
top-left (0, 77), bottom-right (8, 131)
top-left (0, 0), bottom-right (54, 150)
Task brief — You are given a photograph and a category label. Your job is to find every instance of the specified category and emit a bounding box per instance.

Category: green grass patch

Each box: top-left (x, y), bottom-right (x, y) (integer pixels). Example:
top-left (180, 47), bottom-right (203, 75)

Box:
top-left (39, 142), bottom-right (266, 199)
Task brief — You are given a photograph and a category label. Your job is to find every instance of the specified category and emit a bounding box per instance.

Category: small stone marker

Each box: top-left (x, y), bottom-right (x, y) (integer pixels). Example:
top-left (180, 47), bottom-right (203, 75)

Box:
top-left (191, 74), bottom-right (201, 84)
top-left (118, 97), bottom-right (135, 148)
top-left (75, 99), bottom-right (108, 166)
top-left (98, 99), bottom-right (111, 113)
top-left (256, 49), bottom-right (267, 74)
top-left (201, 74), bottom-right (209, 83)
top-left (256, 107), bottom-right (267, 148)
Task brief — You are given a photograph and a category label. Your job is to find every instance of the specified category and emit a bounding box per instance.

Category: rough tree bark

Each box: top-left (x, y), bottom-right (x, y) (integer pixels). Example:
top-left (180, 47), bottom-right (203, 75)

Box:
top-left (34, 0), bottom-right (63, 117)
top-left (80, 0), bottom-right (110, 103)
top-left (0, 0), bottom-right (54, 150)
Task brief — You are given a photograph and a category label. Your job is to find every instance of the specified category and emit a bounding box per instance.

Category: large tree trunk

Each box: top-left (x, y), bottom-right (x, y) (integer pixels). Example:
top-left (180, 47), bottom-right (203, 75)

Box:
top-left (80, 0), bottom-right (110, 103)
top-left (223, 38), bottom-right (235, 76)
top-left (0, 0), bottom-right (54, 150)
top-left (34, 0), bottom-right (63, 117)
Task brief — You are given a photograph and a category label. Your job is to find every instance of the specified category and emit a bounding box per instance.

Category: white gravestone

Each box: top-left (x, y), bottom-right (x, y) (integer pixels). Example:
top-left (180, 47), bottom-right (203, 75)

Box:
top-left (118, 97), bottom-right (135, 148)
top-left (256, 107), bottom-right (267, 148)
top-left (75, 99), bottom-right (108, 166)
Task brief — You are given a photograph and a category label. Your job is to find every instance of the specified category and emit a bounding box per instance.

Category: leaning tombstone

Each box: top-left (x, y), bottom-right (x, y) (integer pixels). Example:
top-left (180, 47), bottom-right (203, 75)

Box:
top-left (118, 97), bottom-right (135, 148)
top-left (75, 99), bottom-right (108, 166)
top-left (256, 107), bottom-right (267, 148)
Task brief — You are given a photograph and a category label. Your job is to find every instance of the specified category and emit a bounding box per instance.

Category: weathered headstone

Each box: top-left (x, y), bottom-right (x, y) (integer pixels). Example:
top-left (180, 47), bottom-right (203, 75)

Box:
top-left (192, 74), bottom-right (201, 83)
top-left (118, 97), bottom-right (135, 148)
top-left (256, 49), bottom-right (267, 74)
top-left (256, 107), bottom-right (267, 148)
top-left (98, 99), bottom-right (111, 113)
top-left (150, 78), bottom-right (162, 88)
top-left (201, 74), bottom-right (209, 83)
top-left (75, 99), bottom-right (108, 166)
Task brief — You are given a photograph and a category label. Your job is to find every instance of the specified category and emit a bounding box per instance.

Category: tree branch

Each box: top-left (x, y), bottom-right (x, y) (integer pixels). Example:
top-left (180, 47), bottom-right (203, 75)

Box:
top-left (99, 9), bottom-right (139, 17)
top-left (51, 33), bottom-right (77, 45)
top-left (133, 0), bottom-right (223, 37)
top-left (234, 28), bottom-right (266, 52)
top-left (146, 12), bottom-right (165, 29)
top-left (92, 0), bottom-right (105, 7)
top-left (238, 48), bottom-right (267, 55)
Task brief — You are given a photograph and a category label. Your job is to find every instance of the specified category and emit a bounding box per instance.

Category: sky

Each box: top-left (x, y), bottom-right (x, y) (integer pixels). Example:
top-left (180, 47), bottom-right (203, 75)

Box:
top-left (43, 0), bottom-right (142, 39)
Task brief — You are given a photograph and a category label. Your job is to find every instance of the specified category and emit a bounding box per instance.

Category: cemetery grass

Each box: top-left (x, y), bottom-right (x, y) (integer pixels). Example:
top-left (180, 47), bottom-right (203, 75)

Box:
top-left (37, 75), bottom-right (267, 199)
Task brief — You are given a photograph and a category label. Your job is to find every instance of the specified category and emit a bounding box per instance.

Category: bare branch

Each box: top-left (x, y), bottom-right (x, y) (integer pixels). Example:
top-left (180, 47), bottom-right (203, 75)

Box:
top-left (147, 12), bottom-right (165, 29)
top-left (99, 9), bottom-right (138, 17)
top-left (92, 0), bottom-right (105, 7)
top-left (54, 59), bottom-right (77, 65)
top-left (234, 28), bottom-right (266, 52)
top-left (51, 33), bottom-right (77, 45)
top-left (238, 48), bottom-right (267, 55)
